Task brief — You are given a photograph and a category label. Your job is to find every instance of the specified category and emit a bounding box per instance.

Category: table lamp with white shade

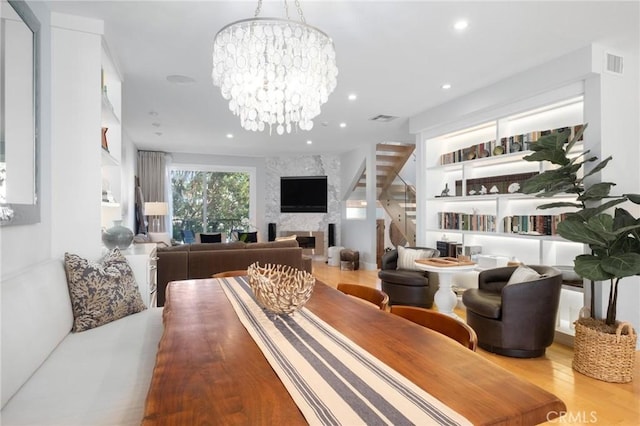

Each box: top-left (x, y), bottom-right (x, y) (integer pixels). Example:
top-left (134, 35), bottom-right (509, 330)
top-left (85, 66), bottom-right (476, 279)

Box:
top-left (144, 202), bottom-right (168, 233)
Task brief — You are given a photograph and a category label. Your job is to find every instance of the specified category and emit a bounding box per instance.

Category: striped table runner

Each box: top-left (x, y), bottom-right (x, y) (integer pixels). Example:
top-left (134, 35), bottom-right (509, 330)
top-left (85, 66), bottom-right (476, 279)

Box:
top-left (218, 277), bottom-right (472, 426)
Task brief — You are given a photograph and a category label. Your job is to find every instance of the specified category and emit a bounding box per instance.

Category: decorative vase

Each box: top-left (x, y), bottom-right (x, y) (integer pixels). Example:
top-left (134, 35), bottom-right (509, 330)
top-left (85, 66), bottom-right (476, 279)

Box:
top-left (102, 220), bottom-right (134, 250)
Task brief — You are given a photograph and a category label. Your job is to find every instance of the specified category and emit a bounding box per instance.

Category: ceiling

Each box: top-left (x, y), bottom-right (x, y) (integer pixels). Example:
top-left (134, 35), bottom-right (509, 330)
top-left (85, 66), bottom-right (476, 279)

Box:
top-left (47, 1), bottom-right (639, 157)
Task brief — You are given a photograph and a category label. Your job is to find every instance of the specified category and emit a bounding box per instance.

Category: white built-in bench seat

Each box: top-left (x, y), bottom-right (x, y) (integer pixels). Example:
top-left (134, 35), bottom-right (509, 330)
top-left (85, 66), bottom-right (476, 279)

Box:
top-left (1, 259), bottom-right (163, 425)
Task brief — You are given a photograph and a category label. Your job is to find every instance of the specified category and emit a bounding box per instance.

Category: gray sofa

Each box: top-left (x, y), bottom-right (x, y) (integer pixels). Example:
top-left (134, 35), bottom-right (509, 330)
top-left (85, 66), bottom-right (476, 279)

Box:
top-left (156, 239), bottom-right (311, 306)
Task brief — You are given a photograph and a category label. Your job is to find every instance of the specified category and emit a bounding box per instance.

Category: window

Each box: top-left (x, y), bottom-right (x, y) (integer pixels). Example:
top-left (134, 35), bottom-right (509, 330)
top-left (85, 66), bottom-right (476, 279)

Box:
top-left (171, 169), bottom-right (251, 241)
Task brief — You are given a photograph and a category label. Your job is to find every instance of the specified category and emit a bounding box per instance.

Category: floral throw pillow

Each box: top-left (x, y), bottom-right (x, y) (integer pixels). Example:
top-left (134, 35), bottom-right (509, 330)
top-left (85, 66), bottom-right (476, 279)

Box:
top-left (64, 249), bottom-right (146, 332)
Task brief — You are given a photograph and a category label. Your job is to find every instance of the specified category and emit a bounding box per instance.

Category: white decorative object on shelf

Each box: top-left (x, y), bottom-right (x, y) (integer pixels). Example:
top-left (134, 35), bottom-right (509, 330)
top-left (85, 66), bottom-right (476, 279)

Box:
top-left (508, 182), bottom-right (521, 193)
top-left (489, 185), bottom-right (499, 194)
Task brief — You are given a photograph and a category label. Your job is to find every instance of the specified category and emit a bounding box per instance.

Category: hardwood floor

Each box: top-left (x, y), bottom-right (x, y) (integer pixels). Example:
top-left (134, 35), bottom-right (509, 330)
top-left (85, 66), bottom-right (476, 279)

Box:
top-left (312, 260), bottom-right (640, 425)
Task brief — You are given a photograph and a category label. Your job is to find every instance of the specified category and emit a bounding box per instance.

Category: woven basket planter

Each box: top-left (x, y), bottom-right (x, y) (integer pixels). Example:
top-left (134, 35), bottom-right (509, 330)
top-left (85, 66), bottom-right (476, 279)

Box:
top-left (572, 317), bottom-right (637, 383)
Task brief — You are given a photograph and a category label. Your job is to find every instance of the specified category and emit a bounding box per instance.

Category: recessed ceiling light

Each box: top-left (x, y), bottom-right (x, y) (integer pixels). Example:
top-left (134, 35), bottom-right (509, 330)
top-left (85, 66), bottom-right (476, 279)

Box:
top-left (441, 83), bottom-right (452, 90)
top-left (151, 122), bottom-right (161, 127)
top-left (149, 111), bottom-right (159, 116)
top-left (348, 93), bottom-right (357, 101)
top-left (226, 133), bottom-right (234, 139)
top-left (339, 122), bottom-right (347, 128)
top-left (454, 20), bottom-right (468, 31)
top-left (166, 74), bottom-right (196, 84)
top-left (154, 131), bottom-right (162, 136)
top-left (306, 140), bottom-right (313, 145)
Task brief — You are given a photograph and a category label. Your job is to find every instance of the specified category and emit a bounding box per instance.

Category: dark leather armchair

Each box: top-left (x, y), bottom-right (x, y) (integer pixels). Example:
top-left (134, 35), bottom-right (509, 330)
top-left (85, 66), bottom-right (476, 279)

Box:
top-left (462, 265), bottom-right (562, 358)
top-left (377, 247), bottom-right (440, 308)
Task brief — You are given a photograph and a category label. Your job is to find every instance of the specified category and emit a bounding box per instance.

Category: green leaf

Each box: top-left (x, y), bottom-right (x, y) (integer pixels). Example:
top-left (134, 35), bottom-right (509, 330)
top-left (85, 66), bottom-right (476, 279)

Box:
top-left (574, 254), bottom-right (614, 281)
top-left (566, 123), bottom-right (587, 152)
top-left (585, 214), bottom-right (617, 242)
top-left (556, 162), bottom-right (583, 175)
top-left (535, 183), bottom-right (578, 198)
top-left (563, 212), bottom-right (588, 221)
top-left (521, 172), bottom-right (570, 194)
top-left (612, 223), bottom-right (640, 237)
top-left (601, 253), bottom-right (640, 278)
top-left (613, 208), bottom-right (640, 244)
top-left (592, 247), bottom-right (609, 257)
top-left (577, 182), bottom-right (616, 201)
top-left (555, 128), bottom-right (570, 148)
top-left (610, 236), bottom-right (640, 256)
top-left (582, 156), bottom-right (613, 180)
top-left (623, 193), bottom-right (640, 204)
top-left (533, 134), bottom-right (563, 151)
top-left (523, 149), bottom-right (570, 166)
top-left (557, 219), bottom-right (609, 246)
top-left (537, 202), bottom-right (583, 210)
top-left (574, 198), bottom-right (627, 221)
top-left (614, 207), bottom-right (636, 229)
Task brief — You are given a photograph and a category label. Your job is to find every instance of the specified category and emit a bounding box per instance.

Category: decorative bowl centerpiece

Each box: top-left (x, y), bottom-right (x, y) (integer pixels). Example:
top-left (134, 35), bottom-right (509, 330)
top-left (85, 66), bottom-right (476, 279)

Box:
top-left (247, 262), bottom-right (315, 315)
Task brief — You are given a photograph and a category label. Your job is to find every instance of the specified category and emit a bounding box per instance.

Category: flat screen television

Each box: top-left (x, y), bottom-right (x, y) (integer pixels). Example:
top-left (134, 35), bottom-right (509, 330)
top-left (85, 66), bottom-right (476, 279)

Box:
top-left (280, 176), bottom-right (328, 213)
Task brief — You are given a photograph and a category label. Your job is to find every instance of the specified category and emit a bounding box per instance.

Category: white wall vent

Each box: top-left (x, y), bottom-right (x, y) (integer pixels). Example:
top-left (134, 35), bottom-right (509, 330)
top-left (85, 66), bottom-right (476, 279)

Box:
top-left (605, 52), bottom-right (624, 75)
top-left (370, 114), bottom-right (398, 122)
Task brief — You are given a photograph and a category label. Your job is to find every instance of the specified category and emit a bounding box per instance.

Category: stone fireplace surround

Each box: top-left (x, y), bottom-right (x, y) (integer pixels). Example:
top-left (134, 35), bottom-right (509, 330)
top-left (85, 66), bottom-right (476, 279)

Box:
top-left (282, 231), bottom-right (324, 258)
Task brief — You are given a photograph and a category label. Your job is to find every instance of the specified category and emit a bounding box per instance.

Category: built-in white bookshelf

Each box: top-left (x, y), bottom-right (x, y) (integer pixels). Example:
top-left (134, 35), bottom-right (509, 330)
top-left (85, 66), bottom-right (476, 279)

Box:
top-left (100, 41), bottom-right (123, 229)
top-left (422, 96), bottom-right (587, 340)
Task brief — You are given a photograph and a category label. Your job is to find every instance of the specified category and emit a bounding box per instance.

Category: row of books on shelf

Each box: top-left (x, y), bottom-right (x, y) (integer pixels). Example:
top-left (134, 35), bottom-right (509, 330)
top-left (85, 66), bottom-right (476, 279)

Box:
top-left (503, 214), bottom-right (569, 236)
top-left (437, 212), bottom-right (497, 232)
top-left (439, 124), bottom-right (583, 165)
top-left (435, 212), bottom-right (569, 236)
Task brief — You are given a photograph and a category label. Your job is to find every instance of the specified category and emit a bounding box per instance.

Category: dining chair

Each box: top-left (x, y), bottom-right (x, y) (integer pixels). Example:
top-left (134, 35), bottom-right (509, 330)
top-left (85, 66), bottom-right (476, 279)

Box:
top-left (337, 283), bottom-right (389, 311)
top-left (212, 270), bottom-right (247, 278)
top-left (390, 305), bottom-right (478, 351)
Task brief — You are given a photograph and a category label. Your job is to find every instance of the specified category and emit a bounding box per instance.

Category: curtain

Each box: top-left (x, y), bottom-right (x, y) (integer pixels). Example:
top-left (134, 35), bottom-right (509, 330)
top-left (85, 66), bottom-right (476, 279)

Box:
top-left (138, 151), bottom-right (168, 233)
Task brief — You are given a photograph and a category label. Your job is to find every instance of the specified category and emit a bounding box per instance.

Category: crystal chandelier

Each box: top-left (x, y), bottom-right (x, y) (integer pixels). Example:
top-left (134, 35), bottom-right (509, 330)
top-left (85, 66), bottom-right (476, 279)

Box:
top-left (212, 0), bottom-right (338, 135)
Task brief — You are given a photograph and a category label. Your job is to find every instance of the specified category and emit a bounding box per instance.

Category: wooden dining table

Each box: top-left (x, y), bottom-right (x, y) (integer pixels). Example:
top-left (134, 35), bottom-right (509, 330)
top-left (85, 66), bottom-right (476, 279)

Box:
top-left (142, 278), bottom-right (566, 425)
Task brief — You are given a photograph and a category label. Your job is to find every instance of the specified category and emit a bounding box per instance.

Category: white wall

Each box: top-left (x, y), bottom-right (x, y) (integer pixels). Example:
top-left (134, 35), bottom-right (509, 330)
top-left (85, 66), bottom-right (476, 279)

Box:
top-left (50, 13), bottom-right (103, 261)
top-left (592, 44), bottom-right (640, 333)
top-left (0, 0), bottom-right (51, 278)
top-left (340, 144), bottom-right (378, 270)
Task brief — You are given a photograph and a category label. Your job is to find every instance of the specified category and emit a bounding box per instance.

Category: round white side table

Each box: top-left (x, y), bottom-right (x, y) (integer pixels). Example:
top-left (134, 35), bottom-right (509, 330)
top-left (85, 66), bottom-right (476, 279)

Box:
top-left (414, 261), bottom-right (476, 319)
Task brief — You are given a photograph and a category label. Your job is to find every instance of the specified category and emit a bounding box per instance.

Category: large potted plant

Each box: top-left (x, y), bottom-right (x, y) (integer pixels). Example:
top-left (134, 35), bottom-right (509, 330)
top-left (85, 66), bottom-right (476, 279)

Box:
top-left (520, 124), bottom-right (640, 382)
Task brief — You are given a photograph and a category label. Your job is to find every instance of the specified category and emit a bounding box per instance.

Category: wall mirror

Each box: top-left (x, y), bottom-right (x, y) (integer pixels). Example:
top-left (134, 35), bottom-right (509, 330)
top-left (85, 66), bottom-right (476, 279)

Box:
top-left (0, 0), bottom-right (40, 226)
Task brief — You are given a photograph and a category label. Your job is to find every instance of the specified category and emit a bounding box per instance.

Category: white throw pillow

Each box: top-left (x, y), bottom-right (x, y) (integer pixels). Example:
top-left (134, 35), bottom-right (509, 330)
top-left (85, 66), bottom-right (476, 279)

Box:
top-left (275, 234), bottom-right (297, 241)
top-left (506, 265), bottom-right (543, 285)
top-left (397, 246), bottom-right (438, 271)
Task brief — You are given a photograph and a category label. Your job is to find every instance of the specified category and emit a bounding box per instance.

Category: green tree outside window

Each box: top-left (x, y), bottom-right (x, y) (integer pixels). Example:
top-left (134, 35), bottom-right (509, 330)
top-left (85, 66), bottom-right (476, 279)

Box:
top-left (171, 170), bottom-right (250, 241)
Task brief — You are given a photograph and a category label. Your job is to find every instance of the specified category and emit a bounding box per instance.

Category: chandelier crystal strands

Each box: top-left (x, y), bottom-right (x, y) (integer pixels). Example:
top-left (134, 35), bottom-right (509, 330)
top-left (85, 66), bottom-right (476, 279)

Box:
top-left (212, 0), bottom-right (338, 135)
